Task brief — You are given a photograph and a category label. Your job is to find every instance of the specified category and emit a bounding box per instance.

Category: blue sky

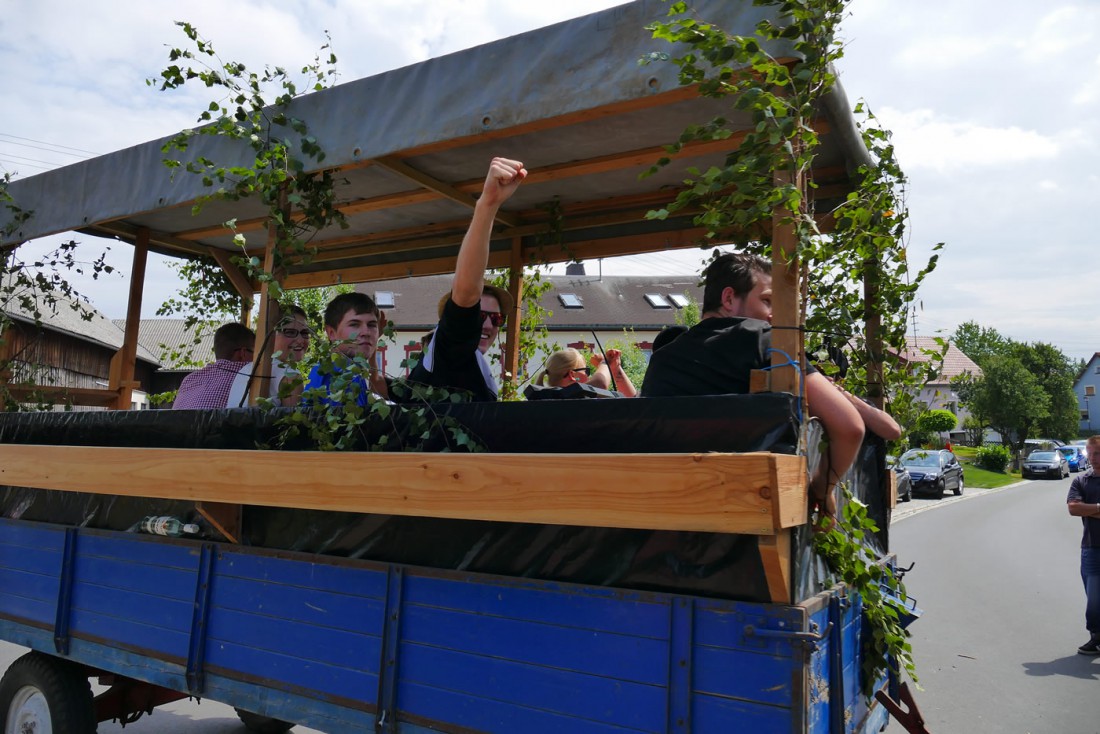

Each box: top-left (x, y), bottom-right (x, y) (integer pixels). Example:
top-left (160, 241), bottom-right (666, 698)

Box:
top-left (2, 0), bottom-right (1097, 362)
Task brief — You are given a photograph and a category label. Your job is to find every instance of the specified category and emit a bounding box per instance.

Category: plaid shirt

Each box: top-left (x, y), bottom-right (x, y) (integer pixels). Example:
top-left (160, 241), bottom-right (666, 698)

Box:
top-left (172, 359), bottom-right (250, 410)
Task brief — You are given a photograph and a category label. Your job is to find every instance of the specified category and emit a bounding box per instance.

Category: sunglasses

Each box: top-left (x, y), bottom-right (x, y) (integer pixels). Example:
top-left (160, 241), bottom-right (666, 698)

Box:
top-left (480, 311), bottom-right (506, 327)
top-left (278, 328), bottom-right (312, 339)
top-left (569, 367), bottom-right (592, 377)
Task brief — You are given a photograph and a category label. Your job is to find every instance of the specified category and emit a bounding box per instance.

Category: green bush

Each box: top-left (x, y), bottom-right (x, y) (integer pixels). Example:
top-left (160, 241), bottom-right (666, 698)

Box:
top-left (916, 409), bottom-right (958, 434)
top-left (975, 444), bottom-right (1011, 472)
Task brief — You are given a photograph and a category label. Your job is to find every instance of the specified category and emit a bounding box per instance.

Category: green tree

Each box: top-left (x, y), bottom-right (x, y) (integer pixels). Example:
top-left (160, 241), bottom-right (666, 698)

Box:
top-left (951, 320), bottom-right (1008, 366)
top-left (1013, 341), bottom-right (1079, 441)
top-left (674, 292), bottom-right (701, 328)
top-left (970, 355), bottom-right (1050, 460)
top-left (604, 331), bottom-right (648, 390)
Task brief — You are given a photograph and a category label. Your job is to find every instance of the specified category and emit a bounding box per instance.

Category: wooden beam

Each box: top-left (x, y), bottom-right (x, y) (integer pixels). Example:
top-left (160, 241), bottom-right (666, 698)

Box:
top-left (0, 446), bottom-right (808, 535)
top-left (373, 156), bottom-right (520, 228)
top-left (110, 227), bottom-right (148, 409)
top-left (2, 386), bottom-right (120, 408)
top-left (503, 237), bottom-right (523, 385)
top-left (210, 248), bottom-right (257, 303)
top-left (758, 531), bottom-right (792, 603)
top-left (770, 161), bottom-right (803, 397)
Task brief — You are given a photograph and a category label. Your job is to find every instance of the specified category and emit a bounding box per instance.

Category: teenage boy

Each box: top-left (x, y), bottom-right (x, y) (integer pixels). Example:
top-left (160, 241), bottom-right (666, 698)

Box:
top-left (304, 292), bottom-right (388, 405)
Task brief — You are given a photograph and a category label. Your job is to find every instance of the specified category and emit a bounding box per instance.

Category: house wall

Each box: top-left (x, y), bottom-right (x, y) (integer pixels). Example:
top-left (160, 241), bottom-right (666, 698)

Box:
top-left (1074, 355), bottom-right (1100, 435)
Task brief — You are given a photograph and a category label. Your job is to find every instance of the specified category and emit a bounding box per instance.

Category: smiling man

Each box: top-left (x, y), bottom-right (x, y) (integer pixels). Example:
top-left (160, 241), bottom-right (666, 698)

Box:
top-left (304, 291), bottom-right (389, 405)
top-left (410, 157), bottom-right (526, 401)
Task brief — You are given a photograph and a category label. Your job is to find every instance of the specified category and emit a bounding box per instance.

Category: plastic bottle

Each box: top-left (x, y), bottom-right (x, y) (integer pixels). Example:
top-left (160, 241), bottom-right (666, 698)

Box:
top-left (140, 516), bottom-right (201, 537)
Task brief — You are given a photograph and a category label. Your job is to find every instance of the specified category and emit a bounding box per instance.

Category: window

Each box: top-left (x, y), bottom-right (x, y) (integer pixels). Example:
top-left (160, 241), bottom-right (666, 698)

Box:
top-left (375, 291), bottom-right (395, 309)
top-left (1087, 386), bottom-right (1096, 397)
top-left (668, 293), bottom-right (690, 309)
top-left (558, 293), bottom-right (583, 308)
top-left (644, 293), bottom-right (671, 309)
top-left (1083, 410), bottom-right (1091, 420)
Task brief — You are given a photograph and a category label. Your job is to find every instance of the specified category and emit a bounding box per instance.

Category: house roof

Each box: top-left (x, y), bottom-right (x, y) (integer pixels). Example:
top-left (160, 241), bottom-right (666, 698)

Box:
top-left (900, 336), bottom-right (982, 384)
top-left (113, 319), bottom-right (217, 371)
top-left (1075, 353), bottom-right (1100, 384)
top-left (4, 292), bottom-right (159, 365)
top-left (360, 272), bottom-right (703, 331)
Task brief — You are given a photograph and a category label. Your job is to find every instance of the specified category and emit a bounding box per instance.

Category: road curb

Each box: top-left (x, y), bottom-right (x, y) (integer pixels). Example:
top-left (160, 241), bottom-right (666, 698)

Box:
top-left (891, 479), bottom-right (1034, 523)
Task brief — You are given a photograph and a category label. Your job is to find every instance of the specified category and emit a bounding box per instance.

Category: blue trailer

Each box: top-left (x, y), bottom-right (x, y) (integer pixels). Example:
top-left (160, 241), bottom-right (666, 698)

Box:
top-left (0, 515), bottom-right (889, 733)
top-left (0, 1), bottom-right (919, 731)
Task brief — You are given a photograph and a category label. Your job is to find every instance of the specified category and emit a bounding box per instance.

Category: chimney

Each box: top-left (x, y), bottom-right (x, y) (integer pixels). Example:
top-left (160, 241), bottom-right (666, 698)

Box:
top-left (565, 262), bottom-right (586, 276)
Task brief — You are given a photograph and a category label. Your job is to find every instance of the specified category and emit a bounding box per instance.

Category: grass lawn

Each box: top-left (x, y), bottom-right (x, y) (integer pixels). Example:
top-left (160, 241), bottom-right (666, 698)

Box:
top-left (953, 446), bottom-right (1022, 489)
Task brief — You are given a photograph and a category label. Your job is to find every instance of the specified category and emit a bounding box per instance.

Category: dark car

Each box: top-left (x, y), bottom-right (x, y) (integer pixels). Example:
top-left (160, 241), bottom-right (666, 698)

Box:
top-left (888, 455), bottom-right (913, 502)
top-left (899, 449), bottom-right (964, 499)
top-left (1022, 450), bottom-right (1070, 479)
top-left (1057, 446), bottom-right (1090, 473)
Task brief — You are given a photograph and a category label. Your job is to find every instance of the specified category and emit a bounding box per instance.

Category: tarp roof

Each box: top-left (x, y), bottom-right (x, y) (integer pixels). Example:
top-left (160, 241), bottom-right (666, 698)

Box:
top-left (1, 0), bottom-right (870, 290)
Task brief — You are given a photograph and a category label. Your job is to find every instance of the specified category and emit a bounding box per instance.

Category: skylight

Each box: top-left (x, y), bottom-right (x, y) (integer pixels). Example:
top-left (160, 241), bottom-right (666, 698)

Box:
top-left (375, 291), bottom-right (396, 309)
top-left (559, 293), bottom-right (583, 308)
top-left (644, 293), bottom-right (671, 309)
top-left (669, 293), bottom-right (690, 309)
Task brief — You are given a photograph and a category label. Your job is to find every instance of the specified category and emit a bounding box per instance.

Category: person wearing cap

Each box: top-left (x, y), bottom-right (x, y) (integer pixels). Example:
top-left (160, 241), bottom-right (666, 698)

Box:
top-left (409, 157), bottom-right (526, 401)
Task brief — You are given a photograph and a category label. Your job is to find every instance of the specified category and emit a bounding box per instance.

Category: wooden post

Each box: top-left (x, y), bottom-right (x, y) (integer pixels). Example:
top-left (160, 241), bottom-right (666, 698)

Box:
top-left (109, 227), bottom-right (149, 410)
top-left (247, 190), bottom-right (288, 405)
top-left (863, 255), bottom-right (885, 409)
top-left (502, 236), bottom-right (524, 387)
top-left (770, 170), bottom-right (803, 398)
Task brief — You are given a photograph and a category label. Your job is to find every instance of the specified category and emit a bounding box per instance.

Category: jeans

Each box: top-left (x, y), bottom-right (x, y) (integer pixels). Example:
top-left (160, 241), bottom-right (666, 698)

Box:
top-left (1082, 547), bottom-right (1100, 633)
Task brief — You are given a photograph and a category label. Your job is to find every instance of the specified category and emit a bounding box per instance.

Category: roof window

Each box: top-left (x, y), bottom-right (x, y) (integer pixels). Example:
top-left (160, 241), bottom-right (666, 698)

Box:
top-left (668, 293), bottom-right (690, 309)
top-left (559, 293), bottom-right (583, 309)
top-left (375, 291), bottom-right (396, 309)
top-left (644, 293), bottom-right (671, 309)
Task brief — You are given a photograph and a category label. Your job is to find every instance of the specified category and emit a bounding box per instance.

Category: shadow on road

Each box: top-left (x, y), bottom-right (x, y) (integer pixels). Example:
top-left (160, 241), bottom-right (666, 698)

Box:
top-left (1022, 655), bottom-right (1100, 680)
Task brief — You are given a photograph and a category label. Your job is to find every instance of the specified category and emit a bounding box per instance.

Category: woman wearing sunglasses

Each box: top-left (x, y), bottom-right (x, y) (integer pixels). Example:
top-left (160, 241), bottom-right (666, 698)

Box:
top-left (537, 348), bottom-right (636, 397)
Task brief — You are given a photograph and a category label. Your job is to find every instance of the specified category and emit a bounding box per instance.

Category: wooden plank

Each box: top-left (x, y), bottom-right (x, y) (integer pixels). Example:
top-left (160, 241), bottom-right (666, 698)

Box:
top-left (0, 446), bottom-right (806, 535)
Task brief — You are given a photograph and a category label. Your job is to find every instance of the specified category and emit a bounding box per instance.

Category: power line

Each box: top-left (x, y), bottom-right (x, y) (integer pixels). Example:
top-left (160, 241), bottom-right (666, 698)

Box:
top-left (0, 158), bottom-right (51, 172)
top-left (0, 132), bottom-right (100, 157)
top-left (0, 151), bottom-right (67, 167)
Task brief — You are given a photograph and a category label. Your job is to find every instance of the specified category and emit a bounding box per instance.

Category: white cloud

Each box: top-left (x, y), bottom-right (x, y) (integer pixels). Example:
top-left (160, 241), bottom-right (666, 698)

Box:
top-left (878, 108), bottom-right (1060, 172)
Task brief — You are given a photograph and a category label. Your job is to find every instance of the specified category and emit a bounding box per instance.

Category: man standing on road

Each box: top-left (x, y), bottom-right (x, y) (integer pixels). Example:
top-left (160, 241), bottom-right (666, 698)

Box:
top-left (1066, 434), bottom-right (1100, 655)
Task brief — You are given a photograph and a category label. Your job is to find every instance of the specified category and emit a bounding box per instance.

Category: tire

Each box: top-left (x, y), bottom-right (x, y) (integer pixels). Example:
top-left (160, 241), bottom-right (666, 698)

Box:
top-left (935, 479), bottom-right (945, 499)
top-left (235, 708), bottom-right (295, 733)
top-left (0, 652), bottom-right (95, 734)
top-left (953, 475), bottom-right (964, 496)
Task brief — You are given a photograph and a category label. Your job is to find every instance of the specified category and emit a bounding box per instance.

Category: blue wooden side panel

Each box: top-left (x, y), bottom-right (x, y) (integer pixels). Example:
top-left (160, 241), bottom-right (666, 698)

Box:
top-left (692, 602), bottom-right (805, 732)
top-left (66, 533), bottom-right (200, 661)
top-left (395, 573), bottom-right (674, 733)
top-left (0, 521), bottom-right (63, 627)
top-left (204, 550), bottom-right (389, 708)
top-left (806, 604), bottom-right (832, 734)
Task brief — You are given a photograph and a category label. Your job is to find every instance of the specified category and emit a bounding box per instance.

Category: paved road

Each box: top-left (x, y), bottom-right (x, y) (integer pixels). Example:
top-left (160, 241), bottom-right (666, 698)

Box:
top-left (891, 472), bottom-right (1100, 733)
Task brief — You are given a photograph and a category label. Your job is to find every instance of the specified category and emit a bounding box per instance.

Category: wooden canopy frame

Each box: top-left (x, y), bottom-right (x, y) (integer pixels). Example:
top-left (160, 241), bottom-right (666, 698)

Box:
top-left (0, 1), bottom-right (884, 603)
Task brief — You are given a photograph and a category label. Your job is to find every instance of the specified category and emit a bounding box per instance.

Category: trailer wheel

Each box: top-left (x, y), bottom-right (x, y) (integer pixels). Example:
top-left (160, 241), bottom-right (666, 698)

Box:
top-left (235, 707), bottom-right (295, 733)
top-left (0, 652), bottom-right (94, 734)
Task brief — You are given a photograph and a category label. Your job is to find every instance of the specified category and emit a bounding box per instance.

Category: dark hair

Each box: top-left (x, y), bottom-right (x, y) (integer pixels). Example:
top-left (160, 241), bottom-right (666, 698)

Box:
top-left (212, 322), bottom-right (255, 360)
top-left (276, 302), bottom-right (308, 324)
top-left (652, 325), bottom-right (687, 353)
top-left (324, 292), bottom-right (379, 329)
top-left (701, 253), bottom-right (771, 313)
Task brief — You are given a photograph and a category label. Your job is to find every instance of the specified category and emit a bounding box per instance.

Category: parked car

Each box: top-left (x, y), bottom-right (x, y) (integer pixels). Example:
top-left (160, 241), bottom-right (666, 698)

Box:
top-left (1057, 445), bottom-right (1090, 473)
top-left (888, 455), bottom-right (913, 502)
top-left (1024, 438), bottom-right (1065, 452)
top-left (1021, 450), bottom-right (1070, 479)
top-left (899, 449), bottom-right (964, 499)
